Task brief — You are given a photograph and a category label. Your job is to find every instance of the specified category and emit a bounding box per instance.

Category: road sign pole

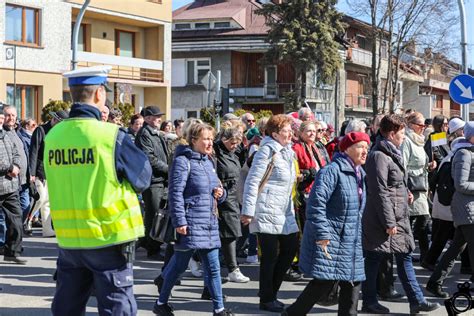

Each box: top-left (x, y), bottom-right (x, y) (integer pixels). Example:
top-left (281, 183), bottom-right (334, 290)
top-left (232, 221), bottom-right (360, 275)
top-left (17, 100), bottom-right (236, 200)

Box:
top-left (207, 72), bottom-right (212, 107)
top-left (458, 0), bottom-right (469, 120)
top-left (13, 45), bottom-right (16, 108)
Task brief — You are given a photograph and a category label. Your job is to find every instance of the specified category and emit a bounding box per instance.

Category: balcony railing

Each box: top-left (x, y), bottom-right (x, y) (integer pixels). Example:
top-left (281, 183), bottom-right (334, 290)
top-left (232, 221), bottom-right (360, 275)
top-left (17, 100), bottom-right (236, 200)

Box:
top-left (228, 83), bottom-right (333, 102)
top-left (345, 93), bottom-right (371, 110)
top-left (348, 48), bottom-right (372, 67)
top-left (429, 73), bottom-right (451, 83)
top-left (75, 51), bottom-right (164, 83)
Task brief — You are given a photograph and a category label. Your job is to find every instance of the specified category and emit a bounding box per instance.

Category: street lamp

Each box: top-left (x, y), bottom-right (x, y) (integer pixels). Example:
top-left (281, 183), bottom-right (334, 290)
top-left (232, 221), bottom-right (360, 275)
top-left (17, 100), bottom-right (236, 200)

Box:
top-left (71, 0), bottom-right (91, 70)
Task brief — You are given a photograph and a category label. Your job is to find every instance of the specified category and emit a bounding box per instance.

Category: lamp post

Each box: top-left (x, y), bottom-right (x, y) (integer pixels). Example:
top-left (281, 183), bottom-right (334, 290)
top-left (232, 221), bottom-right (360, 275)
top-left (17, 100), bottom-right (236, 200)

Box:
top-left (71, 0), bottom-right (91, 70)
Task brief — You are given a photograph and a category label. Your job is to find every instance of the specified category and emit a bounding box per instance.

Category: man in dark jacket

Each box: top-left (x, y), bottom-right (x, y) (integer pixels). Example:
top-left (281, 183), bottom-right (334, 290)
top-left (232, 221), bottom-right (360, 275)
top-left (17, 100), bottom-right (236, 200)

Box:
top-left (135, 105), bottom-right (168, 258)
top-left (28, 110), bottom-right (69, 237)
top-left (0, 124), bottom-right (25, 264)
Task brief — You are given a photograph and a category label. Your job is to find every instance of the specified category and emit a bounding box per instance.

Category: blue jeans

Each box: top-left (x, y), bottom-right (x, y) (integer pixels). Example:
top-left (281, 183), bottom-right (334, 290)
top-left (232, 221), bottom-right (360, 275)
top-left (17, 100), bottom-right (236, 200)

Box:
top-left (160, 248), bottom-right (223, 311)
top-left (19, 184), bottom-right (30, 221)
top-left (0, 209), bottom-right (5, 246)
top-left (362, 251), bottom-right (425, 308)
top-left (248, 233), bottom-right (258, 256)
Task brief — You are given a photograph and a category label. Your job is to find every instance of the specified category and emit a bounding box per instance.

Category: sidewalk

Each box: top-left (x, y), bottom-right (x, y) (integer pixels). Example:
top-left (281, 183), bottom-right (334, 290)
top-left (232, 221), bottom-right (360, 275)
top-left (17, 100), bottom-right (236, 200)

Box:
top-left (0, 230), bottom-right (471, 315)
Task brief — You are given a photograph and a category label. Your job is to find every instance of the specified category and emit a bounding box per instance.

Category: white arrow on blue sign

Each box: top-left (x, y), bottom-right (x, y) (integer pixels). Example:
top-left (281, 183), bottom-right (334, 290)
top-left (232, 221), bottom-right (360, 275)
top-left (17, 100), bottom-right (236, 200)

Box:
top-left (449, 74), bottom-right (474, 104)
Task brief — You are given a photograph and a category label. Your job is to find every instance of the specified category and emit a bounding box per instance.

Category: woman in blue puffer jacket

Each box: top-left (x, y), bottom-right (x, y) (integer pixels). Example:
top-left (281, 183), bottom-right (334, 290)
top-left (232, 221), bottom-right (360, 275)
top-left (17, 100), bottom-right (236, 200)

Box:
top-left (283, 132), bottom-right (370, 316)
top-left (152, 123), bottom-right (233, 316)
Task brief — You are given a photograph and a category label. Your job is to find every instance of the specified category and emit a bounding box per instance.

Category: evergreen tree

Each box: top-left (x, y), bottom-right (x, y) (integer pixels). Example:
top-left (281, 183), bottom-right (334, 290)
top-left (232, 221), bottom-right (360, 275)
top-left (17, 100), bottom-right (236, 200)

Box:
top-left (257, 0), bottom-right (345, 106)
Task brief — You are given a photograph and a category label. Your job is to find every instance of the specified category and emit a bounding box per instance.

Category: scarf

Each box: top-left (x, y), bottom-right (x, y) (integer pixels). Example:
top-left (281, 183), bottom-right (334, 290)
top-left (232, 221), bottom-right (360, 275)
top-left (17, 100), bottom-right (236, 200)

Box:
top-left (406, 128), bottom-right (425, 146)
top-left (341, 153), bottom-right (363, 203)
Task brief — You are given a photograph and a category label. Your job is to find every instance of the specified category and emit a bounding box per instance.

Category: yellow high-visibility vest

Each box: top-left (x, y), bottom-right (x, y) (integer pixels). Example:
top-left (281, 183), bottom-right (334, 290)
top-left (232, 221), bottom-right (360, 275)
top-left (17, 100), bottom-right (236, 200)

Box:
top-left (44, 118), bottom-right (144, 249)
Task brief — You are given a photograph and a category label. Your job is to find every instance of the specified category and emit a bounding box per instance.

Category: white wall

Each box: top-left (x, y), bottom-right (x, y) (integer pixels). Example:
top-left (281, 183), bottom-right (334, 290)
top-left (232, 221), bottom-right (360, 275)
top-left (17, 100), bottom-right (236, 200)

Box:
top-left (0, 0), bottom-right (71, 73)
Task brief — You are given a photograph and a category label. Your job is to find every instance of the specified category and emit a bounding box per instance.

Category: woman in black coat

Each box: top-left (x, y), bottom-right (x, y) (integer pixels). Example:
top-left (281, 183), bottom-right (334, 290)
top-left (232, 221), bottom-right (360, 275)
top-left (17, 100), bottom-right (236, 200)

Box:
top-left (214, 122), bottom-right (250, 283)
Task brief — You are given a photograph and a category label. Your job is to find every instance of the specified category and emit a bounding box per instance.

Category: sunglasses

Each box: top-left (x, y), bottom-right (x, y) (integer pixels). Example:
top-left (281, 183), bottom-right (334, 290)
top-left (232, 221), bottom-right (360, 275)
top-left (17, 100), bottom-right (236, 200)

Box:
top-left (316, 129), bottom-right (324, 132)
top-left (412, 122), bottom-right (425, 128)
top-left (247, 119), bottom-right (255, 123)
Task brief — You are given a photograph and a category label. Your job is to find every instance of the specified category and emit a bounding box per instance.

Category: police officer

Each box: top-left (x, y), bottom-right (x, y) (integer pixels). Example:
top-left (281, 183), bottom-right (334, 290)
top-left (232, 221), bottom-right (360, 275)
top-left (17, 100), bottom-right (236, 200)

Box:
top-left (44, 65), bottom-right (152, 316)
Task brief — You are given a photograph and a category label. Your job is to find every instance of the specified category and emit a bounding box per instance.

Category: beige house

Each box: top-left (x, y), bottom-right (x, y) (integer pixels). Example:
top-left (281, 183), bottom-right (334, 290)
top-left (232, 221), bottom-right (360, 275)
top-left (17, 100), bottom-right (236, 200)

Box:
top-left (0, 0), bottom-right (172, 121)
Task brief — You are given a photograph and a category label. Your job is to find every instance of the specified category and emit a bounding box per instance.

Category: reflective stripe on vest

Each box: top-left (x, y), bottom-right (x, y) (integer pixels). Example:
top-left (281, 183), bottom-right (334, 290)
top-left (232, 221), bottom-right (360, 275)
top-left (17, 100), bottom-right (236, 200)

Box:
top-left (44, 118), bottom-right (144, 249)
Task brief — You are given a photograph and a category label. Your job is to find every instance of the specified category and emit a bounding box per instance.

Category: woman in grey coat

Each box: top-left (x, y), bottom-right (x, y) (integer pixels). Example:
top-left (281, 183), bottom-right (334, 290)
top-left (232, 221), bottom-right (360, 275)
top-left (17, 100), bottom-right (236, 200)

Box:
top-left (241, 114), bottom-right (299, 313)
top-left (427, 122), bottom-right (474, 297)
top-left (401, 112), bottom-right (436, 262)
top-left (362, 114), bottom-right (440, 314)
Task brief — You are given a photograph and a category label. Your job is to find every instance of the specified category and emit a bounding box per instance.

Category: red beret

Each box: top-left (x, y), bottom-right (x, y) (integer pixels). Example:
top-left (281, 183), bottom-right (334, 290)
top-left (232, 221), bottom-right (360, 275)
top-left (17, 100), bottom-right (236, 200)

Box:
top-left (339, 132), bottom-right (370, 152)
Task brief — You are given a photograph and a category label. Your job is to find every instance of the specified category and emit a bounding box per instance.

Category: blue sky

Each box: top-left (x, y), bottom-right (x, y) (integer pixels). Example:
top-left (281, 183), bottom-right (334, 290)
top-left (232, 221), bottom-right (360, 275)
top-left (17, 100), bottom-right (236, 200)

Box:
top-left (172, 0), bottom-right (474, 68)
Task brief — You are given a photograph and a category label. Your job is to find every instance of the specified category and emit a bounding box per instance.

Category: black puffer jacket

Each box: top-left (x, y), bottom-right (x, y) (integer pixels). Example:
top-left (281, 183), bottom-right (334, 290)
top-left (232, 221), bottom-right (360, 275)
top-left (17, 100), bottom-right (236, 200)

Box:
top-left (363, 136), bottom-right (415, 254)
top-left (29, 121), bottom-right (53, 181)
top-left (214, 141), bottom-right (242, 238)
top-left (135, 123), bottom-right (169, 185)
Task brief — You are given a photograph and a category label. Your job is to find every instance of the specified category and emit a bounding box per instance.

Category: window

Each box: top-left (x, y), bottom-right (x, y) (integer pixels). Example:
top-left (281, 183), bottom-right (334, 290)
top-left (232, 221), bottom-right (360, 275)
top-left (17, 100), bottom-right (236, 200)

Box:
top-left (115, 30), bottom-right (135, 57)
top-left (6, 85), bottom-right (38, 119)
top-left (187, 111), bottom-right (198, 118)
top-left (214, 22), bottom-right (230, 28)
top-left (71, 23), bottom-right (88, 51)
top-left (175, 23), bottom-right (191, 30)
top-left (195, 23), bottom-right (210, 29)
top-left (436, 94), bottom-right (443, 108)
top-left (5, 4), bottom-right (40, 45)
top-left (355, 35), bottom-right (367, 50)
top-left (186, 59), bottom-right (211, 85)
top-left (381, 40), bottom-right (388, 59)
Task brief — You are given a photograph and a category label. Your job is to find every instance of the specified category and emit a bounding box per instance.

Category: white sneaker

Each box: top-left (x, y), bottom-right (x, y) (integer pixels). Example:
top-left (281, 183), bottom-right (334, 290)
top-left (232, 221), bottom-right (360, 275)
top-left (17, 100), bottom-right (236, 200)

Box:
top-left (228, 268), bottom-right (250, 283)
top-left (188, 258), bottom-right (202, 278)
top-left (246, 255), bottom-right (259, 264)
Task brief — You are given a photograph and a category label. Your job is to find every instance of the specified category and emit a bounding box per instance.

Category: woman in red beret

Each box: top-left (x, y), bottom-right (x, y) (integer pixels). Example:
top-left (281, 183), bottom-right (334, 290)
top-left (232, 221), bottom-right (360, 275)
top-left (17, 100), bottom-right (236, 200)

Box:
top-left (284, 132), bottom-right (370, 315)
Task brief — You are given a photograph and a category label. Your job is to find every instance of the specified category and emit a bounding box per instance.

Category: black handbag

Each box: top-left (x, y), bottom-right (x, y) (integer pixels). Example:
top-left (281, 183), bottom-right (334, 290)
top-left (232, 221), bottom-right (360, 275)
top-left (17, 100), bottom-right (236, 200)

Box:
top-left (149, 201), bottom-right (177, 243)
top-left (408, 175), bottom-right (428, 192)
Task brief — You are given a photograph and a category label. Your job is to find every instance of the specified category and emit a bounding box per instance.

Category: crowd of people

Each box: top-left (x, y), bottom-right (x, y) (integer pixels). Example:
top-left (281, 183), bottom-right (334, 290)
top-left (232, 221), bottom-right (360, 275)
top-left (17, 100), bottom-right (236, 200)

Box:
top-left (1, 70), bottom-right (474, 315)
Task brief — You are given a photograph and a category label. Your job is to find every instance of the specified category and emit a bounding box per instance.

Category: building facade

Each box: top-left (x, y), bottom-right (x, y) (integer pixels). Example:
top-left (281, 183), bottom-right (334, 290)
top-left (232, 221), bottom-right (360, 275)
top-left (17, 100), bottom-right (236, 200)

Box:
top-left (0, 0), bottom-right (172, 121)
top-left (171, 0), bottom-right (335, 123)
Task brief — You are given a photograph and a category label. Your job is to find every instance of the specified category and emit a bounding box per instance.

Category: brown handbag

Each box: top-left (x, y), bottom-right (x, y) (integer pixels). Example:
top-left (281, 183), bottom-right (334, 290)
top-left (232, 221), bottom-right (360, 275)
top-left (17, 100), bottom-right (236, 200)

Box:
top-left (258, 152), bottom-right (277, 194)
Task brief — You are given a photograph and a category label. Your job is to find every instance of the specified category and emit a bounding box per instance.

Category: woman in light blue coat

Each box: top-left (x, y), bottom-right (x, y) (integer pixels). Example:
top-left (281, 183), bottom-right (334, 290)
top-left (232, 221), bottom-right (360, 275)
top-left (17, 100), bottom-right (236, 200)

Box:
top-left (241, 114), bottom-right (299, 313)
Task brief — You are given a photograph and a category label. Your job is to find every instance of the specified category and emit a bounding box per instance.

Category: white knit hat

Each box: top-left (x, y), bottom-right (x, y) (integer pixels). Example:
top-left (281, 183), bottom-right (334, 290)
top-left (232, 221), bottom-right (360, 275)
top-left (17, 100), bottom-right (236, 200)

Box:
top-left (449, 117), bottom-right (465, 134)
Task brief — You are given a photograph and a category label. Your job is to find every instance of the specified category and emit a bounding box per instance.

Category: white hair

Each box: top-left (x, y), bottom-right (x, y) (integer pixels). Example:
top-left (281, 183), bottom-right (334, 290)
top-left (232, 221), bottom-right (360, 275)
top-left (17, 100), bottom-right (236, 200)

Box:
top-left (298, 107), bottom-right (312, 120)
top-left (345, 119), bottom-right (367, 135)
top-left (320, 121), bottom-right (328, 129)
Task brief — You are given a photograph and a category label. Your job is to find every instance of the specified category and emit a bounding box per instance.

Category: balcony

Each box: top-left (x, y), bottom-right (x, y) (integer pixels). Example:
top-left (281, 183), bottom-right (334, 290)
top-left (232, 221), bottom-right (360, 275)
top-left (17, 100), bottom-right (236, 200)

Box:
top-left (347, 48), bottom-right (372, 67)
top-left (228, 83), bottom-right (333, 103)
top-left (75, 51), bottom-right (164, 83)
top-left (345, 93), bottom-right (372, 111)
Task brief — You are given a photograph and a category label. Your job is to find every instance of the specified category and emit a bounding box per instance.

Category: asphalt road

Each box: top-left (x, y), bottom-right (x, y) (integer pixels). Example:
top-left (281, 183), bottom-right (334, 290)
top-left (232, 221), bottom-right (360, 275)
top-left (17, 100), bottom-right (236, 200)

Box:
top-left (0, 229), bottom-right (473, 315)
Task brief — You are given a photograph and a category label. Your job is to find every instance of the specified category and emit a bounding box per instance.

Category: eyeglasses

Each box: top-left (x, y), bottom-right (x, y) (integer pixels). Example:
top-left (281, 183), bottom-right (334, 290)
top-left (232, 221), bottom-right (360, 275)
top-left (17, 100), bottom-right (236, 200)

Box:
top-left (412, 122), bottom-right (425, 128)
top-left (316, 129), bottom-right (324, 132)
top-left (247, 119), bottom-right (255, 123)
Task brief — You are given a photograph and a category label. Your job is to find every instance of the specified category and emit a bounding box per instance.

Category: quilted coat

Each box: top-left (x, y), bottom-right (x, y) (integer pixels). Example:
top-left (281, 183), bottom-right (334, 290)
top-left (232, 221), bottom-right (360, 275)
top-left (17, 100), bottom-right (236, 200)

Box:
top-left (168, 145), bottom-right (226, 250)
top-left (451, 144), bottom-right (474, 227)
top-left (241, 136), bottom-right (299, 235)
top-left (214, 140), bottom-right (242, 238)
top-left (298, 153), bottom-right (366, 282)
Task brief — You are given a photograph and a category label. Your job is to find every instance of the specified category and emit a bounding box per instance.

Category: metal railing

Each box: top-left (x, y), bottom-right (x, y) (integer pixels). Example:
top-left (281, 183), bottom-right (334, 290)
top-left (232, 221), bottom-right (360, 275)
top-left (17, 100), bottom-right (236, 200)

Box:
top-left (228, 83), bottom-right (333, 102)
top-left (77, 62), bottom-right (164, 83)
top-left (345, 93), bottom-right (371, 109)
top-left (75, 51), bottom-right (164, 83)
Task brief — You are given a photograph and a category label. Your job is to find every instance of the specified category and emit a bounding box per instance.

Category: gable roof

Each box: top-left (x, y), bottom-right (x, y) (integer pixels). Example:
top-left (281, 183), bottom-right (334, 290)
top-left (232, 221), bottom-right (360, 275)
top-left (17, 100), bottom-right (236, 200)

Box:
top-left (173, 0), bottom-right (269, 38)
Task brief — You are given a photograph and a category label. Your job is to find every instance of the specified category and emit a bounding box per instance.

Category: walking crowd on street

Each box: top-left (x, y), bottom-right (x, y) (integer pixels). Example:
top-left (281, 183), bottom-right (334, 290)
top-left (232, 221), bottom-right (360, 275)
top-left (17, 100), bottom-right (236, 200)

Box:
top-left (2, 65), bottom-right (474, 316)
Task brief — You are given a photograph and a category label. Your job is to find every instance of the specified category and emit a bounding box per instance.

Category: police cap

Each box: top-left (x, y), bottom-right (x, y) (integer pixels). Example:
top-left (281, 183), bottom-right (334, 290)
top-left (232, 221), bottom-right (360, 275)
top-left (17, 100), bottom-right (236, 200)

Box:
top-left (63, 65), bottom-right (112, 92)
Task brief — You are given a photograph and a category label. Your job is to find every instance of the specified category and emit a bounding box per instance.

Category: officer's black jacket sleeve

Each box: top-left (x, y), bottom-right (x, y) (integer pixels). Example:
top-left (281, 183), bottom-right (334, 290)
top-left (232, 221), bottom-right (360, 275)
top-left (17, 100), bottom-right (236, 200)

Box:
top-left (115, 131), bottom-right (152, 193)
